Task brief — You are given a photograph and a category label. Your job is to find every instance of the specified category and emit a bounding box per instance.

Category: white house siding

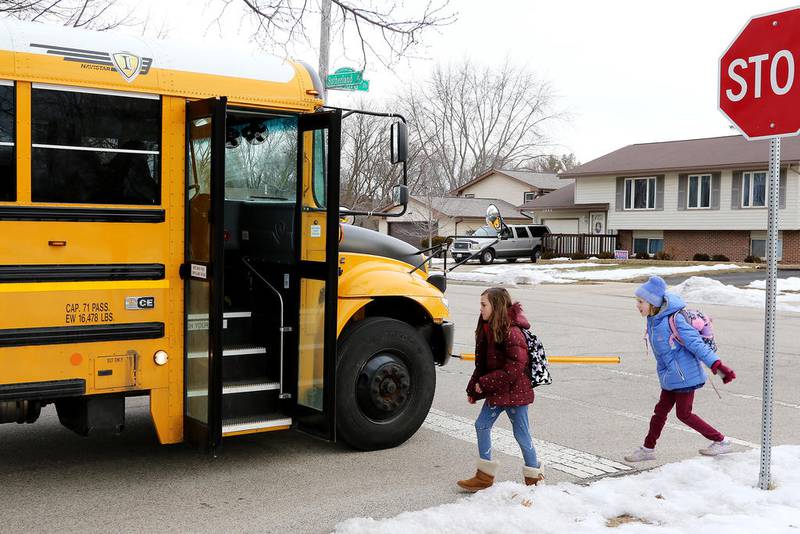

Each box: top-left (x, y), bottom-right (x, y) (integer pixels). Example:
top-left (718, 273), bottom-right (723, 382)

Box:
top-left (576, 169), bottom-right (800, 231)
top-left (531, 209), bottom-right (590, 233)
top-left (460, 174), bottom-right (529, 205)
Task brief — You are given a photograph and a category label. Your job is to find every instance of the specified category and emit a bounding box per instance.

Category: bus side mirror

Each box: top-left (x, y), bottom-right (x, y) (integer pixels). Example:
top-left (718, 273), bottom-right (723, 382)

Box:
top-left (486, 204), bottom-right (510, 239)
top-left (390, 121), bottom-right (408, 164)
top-left (392, 184), bottom-right (409, 206)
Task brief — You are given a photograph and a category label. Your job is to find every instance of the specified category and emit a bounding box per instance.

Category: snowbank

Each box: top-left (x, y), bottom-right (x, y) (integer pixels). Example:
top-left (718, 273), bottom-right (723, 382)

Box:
top-left (747, 277), bottom-right (800, 292)
top-left (335, 446), bottom-right (800, 534)
top-left (675, 276), bottom-right (800, 313)
top-left (445, 263), bottom-right (742, 286)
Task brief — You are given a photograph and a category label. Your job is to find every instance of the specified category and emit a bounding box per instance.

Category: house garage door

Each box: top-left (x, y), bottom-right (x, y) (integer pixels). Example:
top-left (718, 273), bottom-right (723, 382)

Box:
top-left (387, 221), bottom-right (438, 247)
top-left (542, 218), bottom-right (579, 234)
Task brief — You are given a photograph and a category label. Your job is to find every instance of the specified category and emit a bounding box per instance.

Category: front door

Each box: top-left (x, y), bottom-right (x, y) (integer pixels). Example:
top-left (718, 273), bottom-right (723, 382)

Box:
top-left (183, 97), bottom-right (227, 452)
top-left (294, 110), bottom-right (341, 440)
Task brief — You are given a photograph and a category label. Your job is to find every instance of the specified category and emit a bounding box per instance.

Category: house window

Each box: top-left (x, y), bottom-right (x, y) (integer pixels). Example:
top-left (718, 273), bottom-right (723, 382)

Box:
top-left (742, 171), bottom-right (767, 208)
top-left (524, 191), bottom-right (536, 202)
top-left (751, 232), bottom-right (783, 259)
top-left (624, 177), bottom-right (656, 210)
top-left (633, 238), bottom-right (664, 256)
top-left (688, 174), bottom-right (711, 209)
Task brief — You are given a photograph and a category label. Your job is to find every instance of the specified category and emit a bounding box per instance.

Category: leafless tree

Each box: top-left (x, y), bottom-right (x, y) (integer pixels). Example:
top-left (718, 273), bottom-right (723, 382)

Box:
top-left (530, 152), bottom-right (579, 174)
top-left (0, 0), bottom-right (136, 30)
top-left (400, 59), bottom-right (565, 191)
top-left (339, 107), bottom-right (399, 210)
top-left (208, 0), bottom-right (455, 69)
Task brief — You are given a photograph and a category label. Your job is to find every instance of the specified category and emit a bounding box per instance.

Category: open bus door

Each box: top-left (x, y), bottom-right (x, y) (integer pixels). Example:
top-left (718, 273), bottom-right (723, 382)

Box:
top-left (293, 110), bottom-right (341, 440)
top-left (183, 97), bottom-right (227, 452)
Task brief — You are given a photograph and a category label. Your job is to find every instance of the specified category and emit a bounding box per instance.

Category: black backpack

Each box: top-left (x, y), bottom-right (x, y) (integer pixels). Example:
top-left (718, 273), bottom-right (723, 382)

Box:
top-left (518, 327), bottom-right (553, 388)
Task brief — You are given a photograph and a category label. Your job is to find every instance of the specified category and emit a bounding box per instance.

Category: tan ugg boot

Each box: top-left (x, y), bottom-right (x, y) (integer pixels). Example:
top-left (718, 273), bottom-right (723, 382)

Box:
top-left (523, 464), bottom-right (545, 486)
top-left (457, 459), bottom-right (499, 492)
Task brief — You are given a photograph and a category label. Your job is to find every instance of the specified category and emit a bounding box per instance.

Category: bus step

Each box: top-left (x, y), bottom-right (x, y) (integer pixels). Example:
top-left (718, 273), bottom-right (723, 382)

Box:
top-left (221, 345), bottom-right (267, 357)
top-left (187, 345), bottom-right (267, 359)
top-left (223, 311), bottom-right (252, 319)
top-left (222, 379), bottom-right (280, 395)
top-left (222, 415), bottom-right (292, 436)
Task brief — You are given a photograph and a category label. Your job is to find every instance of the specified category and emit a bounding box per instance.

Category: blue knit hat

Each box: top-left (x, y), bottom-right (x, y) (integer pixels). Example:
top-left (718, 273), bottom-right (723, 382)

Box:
top-left (636, 276), bottom-right (667, 307)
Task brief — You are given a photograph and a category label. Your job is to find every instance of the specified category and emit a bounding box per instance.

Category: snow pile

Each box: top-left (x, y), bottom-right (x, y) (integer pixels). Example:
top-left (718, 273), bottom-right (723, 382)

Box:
top-left (446, 263), bottom-right (742, 286)
top-left (445, 263), bottom-right (607, 286)
top-left (747, 277), bottom-right (800, 292)
top-left (563, 264), bottom-right (741, 282)
top-left (335, 446), bottom-right (800, 534)
top-left (675, 276), bottom-right (800, 313)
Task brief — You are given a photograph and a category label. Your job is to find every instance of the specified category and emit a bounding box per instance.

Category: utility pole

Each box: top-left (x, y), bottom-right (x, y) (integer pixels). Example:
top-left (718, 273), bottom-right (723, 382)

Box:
top-left (318, 0), bottom-right (332, 101)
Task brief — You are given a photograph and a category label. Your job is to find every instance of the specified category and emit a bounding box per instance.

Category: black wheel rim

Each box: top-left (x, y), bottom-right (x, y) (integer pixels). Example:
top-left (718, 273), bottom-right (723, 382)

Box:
top-left (355, 353), bottom-right (413, 422)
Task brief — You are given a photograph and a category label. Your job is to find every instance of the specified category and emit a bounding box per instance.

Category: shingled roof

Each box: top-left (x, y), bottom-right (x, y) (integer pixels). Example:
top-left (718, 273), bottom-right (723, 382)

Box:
top-left (517, 183), bottom-right (609, 212)
top-left (561, 135), bottom-right (800, 178)
top-left (410, 195), bottom-right (530, 220)
top-left (450, 169), bottom-right (570, 194)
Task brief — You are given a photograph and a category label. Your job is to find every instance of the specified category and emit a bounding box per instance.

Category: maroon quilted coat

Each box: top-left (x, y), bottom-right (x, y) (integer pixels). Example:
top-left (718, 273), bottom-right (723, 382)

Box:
top-left (466, 302), bottom-right (534, 407)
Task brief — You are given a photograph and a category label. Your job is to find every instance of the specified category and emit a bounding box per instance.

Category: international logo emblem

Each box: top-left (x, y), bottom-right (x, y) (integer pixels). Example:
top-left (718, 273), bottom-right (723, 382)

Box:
top-left (111, 52), bottom-right (142, 83)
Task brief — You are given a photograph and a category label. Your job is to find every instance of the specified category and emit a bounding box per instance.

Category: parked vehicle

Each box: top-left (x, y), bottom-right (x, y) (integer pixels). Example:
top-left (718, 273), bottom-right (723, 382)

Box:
top-left (450, 224), bottom-right (550, 264)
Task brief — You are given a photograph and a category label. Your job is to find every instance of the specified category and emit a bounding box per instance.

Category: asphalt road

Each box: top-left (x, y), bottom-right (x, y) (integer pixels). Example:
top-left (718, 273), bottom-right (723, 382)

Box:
top-left (1, 281), bottom-right (798, 533)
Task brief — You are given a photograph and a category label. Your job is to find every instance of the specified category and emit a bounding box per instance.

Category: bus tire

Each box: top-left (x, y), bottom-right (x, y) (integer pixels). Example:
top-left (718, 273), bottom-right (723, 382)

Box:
top-left (336, 317), bottom-right (435, 451)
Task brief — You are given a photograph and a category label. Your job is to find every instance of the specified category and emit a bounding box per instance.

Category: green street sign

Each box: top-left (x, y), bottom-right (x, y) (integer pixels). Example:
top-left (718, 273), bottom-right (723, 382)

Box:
top-left (332, 79), bottom-right (370, 92)
top-left (326, 67), bottom-right (363, 88)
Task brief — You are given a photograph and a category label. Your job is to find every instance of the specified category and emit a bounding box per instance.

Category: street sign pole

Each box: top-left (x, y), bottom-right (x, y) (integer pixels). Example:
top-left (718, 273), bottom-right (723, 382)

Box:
top-left (759, 136), bottom-right (780, 490)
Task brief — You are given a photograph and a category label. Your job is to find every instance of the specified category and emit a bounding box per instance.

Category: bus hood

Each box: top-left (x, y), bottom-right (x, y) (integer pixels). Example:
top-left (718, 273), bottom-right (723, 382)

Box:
top-left (340, 224), bottom-right (425, 268)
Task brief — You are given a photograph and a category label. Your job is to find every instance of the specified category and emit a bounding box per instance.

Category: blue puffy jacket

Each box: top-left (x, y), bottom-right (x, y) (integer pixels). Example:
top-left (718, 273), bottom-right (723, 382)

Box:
top-left (646, 292), bottom-right (720, 391)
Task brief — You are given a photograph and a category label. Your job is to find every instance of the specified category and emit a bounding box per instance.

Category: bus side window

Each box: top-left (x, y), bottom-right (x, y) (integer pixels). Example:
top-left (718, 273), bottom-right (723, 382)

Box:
top-left (0, 82), bottom-right (14, 201)
top-left (30, 87), bottom-right (161, 206)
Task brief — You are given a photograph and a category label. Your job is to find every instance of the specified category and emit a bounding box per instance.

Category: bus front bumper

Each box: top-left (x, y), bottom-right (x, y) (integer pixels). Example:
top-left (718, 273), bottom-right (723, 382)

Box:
top-left (434, 320), bottom-right (454, 366)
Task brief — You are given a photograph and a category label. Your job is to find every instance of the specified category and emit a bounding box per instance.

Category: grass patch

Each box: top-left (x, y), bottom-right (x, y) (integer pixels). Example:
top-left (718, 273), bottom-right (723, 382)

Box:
top-left (606, 514), bottom-right (652, 528)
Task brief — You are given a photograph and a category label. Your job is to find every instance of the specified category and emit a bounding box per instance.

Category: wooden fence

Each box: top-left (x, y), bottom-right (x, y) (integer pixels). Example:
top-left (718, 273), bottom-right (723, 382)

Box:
top-left (542, 233), bottom-right (618, 256)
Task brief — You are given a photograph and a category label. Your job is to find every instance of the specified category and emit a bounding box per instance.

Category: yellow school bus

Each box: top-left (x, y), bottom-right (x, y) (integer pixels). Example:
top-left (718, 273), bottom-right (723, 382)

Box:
top-left (0, 20), bottom-right (452, 452)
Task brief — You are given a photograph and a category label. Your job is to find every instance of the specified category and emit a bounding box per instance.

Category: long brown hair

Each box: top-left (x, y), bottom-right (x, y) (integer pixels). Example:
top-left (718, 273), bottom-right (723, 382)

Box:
top-left (475, 287), bottom-right (512, 344)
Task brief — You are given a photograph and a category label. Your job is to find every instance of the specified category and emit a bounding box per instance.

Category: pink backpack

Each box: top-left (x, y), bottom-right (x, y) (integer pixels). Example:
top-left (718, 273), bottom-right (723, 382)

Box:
top-left (668, 309), bottom-right (717, 352)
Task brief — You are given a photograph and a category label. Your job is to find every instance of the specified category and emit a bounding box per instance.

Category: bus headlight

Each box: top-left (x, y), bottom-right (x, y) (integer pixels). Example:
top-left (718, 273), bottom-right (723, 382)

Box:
top-left (154, 350), bottom-right (169, 366)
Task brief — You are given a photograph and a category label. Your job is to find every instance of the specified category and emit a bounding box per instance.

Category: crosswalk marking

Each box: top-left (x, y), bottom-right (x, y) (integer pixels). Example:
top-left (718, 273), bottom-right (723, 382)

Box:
top-left (423, 408), bottom-right (632, 479)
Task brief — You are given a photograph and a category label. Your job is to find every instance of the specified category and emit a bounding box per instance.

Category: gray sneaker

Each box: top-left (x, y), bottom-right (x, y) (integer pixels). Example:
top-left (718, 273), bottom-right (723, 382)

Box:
top-left (699, 438), bottom-right (733, 456)
top-left (624, 446), bottom-right (656, 462)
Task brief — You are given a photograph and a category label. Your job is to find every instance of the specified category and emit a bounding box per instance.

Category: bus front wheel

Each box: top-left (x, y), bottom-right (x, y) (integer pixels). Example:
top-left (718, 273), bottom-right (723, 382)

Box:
top-left (336, 317), bottom-right (435, 451)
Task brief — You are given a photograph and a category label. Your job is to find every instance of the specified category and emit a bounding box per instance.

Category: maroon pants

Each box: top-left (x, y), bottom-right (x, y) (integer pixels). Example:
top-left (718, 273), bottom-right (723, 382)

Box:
top-left (644, 389), bottom-right (724, 449)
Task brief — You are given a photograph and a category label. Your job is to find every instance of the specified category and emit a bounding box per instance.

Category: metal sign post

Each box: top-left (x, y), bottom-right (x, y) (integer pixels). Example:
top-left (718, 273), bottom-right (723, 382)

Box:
top-left (759, 137), bottom-right (780, 490)
top-left (719, 7), bottom-right (799, 491)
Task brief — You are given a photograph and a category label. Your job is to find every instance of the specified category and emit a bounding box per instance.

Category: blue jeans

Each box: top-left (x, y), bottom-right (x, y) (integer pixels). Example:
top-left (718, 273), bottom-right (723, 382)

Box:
top-left (475, 401), bottom-right (539, 468)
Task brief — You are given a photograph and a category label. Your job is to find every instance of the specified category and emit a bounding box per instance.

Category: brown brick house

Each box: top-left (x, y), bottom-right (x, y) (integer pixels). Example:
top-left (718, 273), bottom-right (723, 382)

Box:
top-left (559, 135), bottom-right (800, 263)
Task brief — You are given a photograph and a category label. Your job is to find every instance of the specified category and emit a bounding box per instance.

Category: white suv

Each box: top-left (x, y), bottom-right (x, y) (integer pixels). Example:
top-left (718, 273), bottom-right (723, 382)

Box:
top-left (450, 224), bottom-right (550, 264)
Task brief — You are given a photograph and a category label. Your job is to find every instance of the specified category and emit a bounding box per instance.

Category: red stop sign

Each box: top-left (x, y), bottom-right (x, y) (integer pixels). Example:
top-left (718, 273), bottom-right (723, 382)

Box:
top-left (719, 7), bottom-right (800, 139)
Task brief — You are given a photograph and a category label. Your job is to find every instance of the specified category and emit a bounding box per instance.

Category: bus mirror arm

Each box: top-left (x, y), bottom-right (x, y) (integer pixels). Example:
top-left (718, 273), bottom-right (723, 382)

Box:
top-left (408, 236), bottom-right (501, 275)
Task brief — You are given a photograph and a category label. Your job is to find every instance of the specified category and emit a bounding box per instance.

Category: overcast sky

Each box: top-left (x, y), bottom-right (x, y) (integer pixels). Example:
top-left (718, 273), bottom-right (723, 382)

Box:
top-left (141, 0), bottom-right (795, 165)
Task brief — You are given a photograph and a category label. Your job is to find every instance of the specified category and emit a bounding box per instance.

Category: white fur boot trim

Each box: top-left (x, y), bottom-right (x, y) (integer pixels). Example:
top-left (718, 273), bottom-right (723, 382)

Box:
top-left (523, 464), bottom-right (544, 479)
top-left (477, 458), bottom-right (500, 477)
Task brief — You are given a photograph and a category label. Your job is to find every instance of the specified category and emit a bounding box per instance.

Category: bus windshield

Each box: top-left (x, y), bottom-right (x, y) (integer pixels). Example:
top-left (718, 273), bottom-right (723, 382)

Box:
top-left (224, 114), bottom-right (298, 201)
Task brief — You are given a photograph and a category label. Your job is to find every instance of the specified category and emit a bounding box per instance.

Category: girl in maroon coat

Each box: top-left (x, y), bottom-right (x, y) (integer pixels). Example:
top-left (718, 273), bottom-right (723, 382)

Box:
top-left (457, 287), bottom-right (543, 492)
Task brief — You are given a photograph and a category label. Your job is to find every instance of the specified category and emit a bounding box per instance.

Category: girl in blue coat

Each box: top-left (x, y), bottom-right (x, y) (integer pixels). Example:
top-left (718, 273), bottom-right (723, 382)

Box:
top-left (625, 276), bottom-right (737, 462)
